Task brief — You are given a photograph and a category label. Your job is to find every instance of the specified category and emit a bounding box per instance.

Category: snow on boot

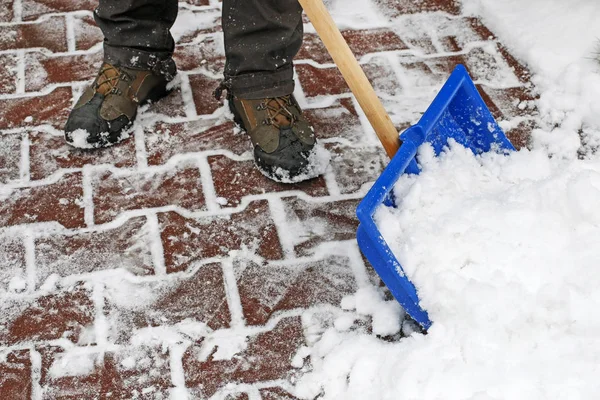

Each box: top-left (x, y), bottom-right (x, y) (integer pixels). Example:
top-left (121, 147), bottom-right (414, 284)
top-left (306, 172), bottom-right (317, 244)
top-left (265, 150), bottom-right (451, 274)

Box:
top-left (64, 61), bottom-right (176, 148)
top-left (228, 94), bottom-right (322, 182)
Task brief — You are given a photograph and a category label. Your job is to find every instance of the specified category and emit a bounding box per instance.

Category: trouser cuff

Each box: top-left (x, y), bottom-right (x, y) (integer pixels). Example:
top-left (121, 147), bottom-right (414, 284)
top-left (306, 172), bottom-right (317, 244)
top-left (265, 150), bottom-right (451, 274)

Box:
top-left (103, 43), bottom-right (177, 81)
top-left (226, 64), bottom-right (295, 99)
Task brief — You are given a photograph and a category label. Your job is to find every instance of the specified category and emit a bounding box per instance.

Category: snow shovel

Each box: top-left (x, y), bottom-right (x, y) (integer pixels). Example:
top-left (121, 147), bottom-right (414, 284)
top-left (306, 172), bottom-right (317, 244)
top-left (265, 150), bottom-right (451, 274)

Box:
top-left (299, 0), bottom-right (515, 330)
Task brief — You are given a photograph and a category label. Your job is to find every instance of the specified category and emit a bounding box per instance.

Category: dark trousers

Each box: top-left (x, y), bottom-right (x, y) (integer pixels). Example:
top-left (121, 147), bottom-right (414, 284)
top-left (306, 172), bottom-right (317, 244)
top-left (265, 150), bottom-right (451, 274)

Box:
top-left (95, 0), bottom-right (303, 98)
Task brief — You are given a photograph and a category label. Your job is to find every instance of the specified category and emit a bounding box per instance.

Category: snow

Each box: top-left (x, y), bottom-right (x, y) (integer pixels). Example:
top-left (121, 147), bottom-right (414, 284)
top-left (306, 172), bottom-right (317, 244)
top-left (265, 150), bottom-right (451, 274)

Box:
top-left (258, 144), bottom-right (331, 183)
top-left (295, 0), bottom-right (600, 398)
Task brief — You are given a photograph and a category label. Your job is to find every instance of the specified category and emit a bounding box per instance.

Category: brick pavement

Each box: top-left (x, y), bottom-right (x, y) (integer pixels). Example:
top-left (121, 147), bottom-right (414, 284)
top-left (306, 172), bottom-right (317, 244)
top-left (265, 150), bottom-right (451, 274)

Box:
top-left (0, 0), bottom-right (537, 398)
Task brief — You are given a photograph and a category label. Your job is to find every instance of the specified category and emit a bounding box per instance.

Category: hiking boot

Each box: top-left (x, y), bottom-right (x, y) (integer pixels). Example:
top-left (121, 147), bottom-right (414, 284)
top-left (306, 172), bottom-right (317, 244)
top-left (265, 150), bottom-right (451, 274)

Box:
top-left (228, 94), bottom-right (317, 181)
top-left (64, 61), bottom-right (175, 148)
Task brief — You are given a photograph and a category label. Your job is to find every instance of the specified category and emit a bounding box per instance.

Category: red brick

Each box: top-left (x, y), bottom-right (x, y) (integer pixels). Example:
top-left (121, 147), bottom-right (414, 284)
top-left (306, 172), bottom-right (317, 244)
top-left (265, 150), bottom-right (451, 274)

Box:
top-left (144, 87), bottom-right (188, 118)
top-left (0, 349), bottom-right (32, 400)
top-left (0, 132), bottom-right (21, 184)
top-left (208, 155), bottom-right (328, 207)
top-left (38, 345), bottom-right (172, 399)
top-left (480, 86), bottom-right (538, 119)
top-left (0, 86), bottom-right (72, 129)
top-left (73, 14), bottom-right (103, 51)
top-left (25, 52), bottom-right (102, 92)
top-left (174, 11), bottom-right (222, 44)
top-left (260, 387), bottom-right (299, 400)
top-left (0, 233), bottom-right (26, 293)
top-left (159, 200), bottom-right (283, 273)
top-left (439, 35), bottom-right (462, 53)
top-left (0, 2), bottom-right (13, 22)
top-left (281, 197), bottom-right (360, 256)
top-left (0, 54), bottom-right (18, 95)
top-left (29, 130), bottom-right (137, 181)
top-left (403, 33), bottom-right (438, 55)
top-left (0, 17), bottom-right (67, 52)
top-left (225, 394), bottom-right (249, 400)
top-left (145, 120), bottom-right (249, 166)
top-left (35, 216), bottom-right (154, 287)
top-left (327, 143), bottom-right (387, 194)
top-left (296, 60), bottom-right (399, 98)
top-left (375, 0), bottom-right (461, 16)
top-left (173, 35), bottom-right (225, 73)
top-left (303, 98), bottom-right (364, 142)
top-left (0, 172), bottom-right (84, 229)
top-left (106, 263), bottom-right (230, 343)
top-left (505, 119), bottom-right (535, 150)
top-left (92, 164), bottom-right (205, 225)
top-left (237, 256), bottom-right (356, 326)
top-left (189, 73), bottom-right (221, 115)
top-left (298, 30), bottom-right (408, 64)
top-left (0, 283), bottom-right (94, 346)
top-left (22, 0), bottom-right (96, 21)
top-left (183, 317), bottom-right (304, 398)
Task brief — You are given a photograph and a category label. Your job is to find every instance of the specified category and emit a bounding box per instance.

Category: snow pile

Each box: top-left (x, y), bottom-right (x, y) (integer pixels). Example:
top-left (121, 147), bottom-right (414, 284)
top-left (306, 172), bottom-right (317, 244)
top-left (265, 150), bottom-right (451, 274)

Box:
top-left (463, 0), bottom-right (600, 159)
top-left (298, 143), bottom-right (600, 399)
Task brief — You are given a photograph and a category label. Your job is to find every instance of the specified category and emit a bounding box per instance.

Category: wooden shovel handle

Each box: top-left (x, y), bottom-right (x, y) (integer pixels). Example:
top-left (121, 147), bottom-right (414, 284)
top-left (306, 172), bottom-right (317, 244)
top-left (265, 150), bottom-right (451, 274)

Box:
top-left (298, 0), bottom-right (400, 158)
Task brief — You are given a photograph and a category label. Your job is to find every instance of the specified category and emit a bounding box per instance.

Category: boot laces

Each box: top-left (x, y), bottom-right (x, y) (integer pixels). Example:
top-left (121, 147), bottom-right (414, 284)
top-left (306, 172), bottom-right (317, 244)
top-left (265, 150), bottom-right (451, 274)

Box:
top-left (261, 96), bottom-right (297, 128)
top-left (95, 64), bottom-right (131, 96)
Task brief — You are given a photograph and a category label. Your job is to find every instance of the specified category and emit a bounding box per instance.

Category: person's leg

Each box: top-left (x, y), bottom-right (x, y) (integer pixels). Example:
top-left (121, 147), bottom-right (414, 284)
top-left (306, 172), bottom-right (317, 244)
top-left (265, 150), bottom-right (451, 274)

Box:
top-left (95, 0), bottom-right (178, 74)
top-left (221, 0), bottom-right (303, 99)
top-left (220, 0), bottom-right (320, 183)
top-left (64, 0), bottom-right (179, 148)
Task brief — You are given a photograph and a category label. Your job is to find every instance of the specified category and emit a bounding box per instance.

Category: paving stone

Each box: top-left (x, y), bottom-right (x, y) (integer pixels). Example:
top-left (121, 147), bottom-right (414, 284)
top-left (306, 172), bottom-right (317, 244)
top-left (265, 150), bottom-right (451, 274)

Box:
top-left (303, 98), bottom-right (364, 142)
top-left (92, 163), bottom-right (205, 225)
top-left (21, 0), bottom-right (96, 21)
top-left (0, 349), bottom-right (32, 400)
top-left (260, 387), bottom-right (299, 400)
top-left (281, 197), bottom-right (360, 256)
top-left (0, 86), bottom-right (72, 129)
top-left (0, 1), bottom-right (14, 22)
top-left (188, 73), bottom-right (221, 116)
top-left (144, 87), bottom-right (188, 118)
top-left (38, 345), bottom-right (172, 399)
top-left (0, 172), bottom-right (84, 229)
top-left (296, 59), bottom-right (400, 98)
top-left (504, 119), bottom-right (536, 150)
top-left (224, 393), bottom-right (249, 400)
top-left (208, 155), bottom-right (329, 207)
top-left (145, 120), bottom-right (248, 166)
top-left (24, 51), bottom-right (101, 92)
top-left (173, 35), bottom-right (225, 74)
top-left (0, 53), bottom-right (18, 95)
top-left (73, 14), bottom-right (103, 51)
top-left (375, 0), bottom-right (461, 17)
top-left (297, 29), bottom-right (408, 64)
top-left (159, 200), bottom-right (283, 273)
top-left (106, 263), bottom-right (230, 343)
top-left (35, 216), bottom-right (154, 286)
top-left (236, 255), bottom-right (356, 326)
top-left (0, 232), bottom-right (26, 294)
top-left (0, 132), bottom-right (21, 184)
top-left (173, 10), bottom-right (222, 44)
top-left (183, 317), bottom-right (304, 398)
top-left (28, 130), bottom-right (137, 180)
top-left (0, 16), bottom-right (67, 52)
top-left (326, 143), bottom-right (387, 194)
top-left (0, 283), bottom-right (95, 346)
top-left (480, 86), bottom-right (539, 120)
